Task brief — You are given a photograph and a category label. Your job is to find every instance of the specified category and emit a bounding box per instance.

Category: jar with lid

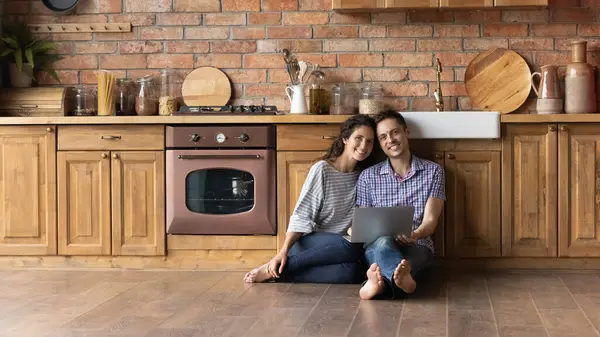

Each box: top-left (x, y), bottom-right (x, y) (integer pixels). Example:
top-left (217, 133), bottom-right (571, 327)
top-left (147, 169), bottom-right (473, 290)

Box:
top-left (114, 78), bottom-right (136, 116)
top-left (158, 69), bottom-right (181, 116)
top-left (308, 70), bottom-right (329, 115)
top-left (135, 75), bottom-right (157, 116)
top-left (68, 85), bottom-right (97, 116)
top-left (359, 83), bottom-right (384, 115)
top-left (330, 83), bottom-right (357, 115)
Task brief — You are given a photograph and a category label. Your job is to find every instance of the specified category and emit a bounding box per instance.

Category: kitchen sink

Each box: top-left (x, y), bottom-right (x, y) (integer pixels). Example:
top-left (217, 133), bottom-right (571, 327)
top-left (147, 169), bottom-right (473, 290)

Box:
top-left (401, 111), bottom-right (501, 139)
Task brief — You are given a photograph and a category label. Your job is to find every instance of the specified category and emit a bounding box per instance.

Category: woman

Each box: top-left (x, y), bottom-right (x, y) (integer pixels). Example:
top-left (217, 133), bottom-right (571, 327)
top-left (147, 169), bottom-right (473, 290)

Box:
top-left (244, 114), bottom-right (377, 284)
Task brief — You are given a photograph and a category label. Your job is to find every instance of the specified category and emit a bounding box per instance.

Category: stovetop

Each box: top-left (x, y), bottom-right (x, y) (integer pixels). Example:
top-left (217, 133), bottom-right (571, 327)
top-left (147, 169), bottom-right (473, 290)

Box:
top-left (173, 105), bottom-right (279, 115)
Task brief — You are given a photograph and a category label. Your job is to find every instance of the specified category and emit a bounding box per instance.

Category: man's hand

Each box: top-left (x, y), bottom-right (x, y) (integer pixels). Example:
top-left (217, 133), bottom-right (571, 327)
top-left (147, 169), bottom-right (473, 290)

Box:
top-left (396, 231), bottom-right (419, 245)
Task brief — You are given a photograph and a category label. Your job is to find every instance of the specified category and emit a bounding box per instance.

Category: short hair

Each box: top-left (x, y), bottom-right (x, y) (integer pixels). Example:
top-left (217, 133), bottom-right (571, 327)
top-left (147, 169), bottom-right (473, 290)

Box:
top-left (373, 109), bottom-right (407, 129)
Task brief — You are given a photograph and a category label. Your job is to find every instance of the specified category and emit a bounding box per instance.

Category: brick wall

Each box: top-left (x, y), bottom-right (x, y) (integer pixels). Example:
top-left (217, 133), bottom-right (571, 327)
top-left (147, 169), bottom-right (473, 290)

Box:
top-left (2, 0), bottom-right (599, 112)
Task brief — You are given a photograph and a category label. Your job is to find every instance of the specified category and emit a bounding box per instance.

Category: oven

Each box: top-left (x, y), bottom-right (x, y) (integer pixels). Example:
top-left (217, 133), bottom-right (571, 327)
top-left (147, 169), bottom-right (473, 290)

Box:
top-left (165, 125), bottom-right (277, 235)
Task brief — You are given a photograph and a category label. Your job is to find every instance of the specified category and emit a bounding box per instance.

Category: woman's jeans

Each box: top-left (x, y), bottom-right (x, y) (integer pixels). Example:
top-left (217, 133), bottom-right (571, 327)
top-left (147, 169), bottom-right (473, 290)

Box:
top-left (364, 236), bottom-right (434, 299)
top-left (277, 232), bottom-right (366, 284)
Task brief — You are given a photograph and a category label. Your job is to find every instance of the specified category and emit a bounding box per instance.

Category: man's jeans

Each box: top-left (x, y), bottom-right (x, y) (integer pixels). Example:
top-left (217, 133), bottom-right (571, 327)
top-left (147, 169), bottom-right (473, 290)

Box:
top-left (364, 236), bottom-right (434, 299)
top-left (277, 232), bottom-right (366, 284)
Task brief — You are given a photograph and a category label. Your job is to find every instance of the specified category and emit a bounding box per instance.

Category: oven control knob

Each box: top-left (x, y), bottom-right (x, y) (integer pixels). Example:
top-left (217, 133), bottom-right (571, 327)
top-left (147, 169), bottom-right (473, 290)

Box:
top-left (215, 133), bottom-right (227, 143)
top-left (239, 133), bottom-right (249, 143)
top-left (190, 134), bottom-right (200, 142)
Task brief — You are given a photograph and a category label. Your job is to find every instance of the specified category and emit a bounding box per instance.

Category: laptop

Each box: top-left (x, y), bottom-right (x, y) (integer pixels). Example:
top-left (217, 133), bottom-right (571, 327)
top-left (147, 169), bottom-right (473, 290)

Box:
top-left (351, 206), bottom-right (415, 244)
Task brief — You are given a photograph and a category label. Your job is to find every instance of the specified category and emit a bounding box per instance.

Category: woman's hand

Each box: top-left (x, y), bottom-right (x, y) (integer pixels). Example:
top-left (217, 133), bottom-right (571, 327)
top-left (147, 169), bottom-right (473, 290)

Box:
top-left (396, 231), bottom-right (419, 245)
top-left (266, 251), bottom-right (288, 278)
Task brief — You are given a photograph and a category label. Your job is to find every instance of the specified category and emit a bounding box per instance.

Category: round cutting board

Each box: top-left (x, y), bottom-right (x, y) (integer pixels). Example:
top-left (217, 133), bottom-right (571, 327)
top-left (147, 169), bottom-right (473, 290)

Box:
top-left (464, 48), bottom-right (532, 114)
top-left (182, 67), bottom-right (231, 107)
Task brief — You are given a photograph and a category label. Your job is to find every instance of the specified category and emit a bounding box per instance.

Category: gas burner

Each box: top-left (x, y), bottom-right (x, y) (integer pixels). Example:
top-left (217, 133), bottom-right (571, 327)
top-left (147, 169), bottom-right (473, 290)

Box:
top-left (174, 105), bottom-right (279, 115)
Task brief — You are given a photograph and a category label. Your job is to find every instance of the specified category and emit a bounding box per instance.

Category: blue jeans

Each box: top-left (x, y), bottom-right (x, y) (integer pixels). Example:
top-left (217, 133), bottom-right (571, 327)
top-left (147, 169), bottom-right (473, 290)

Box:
top-left (277, 232), bottom-right (366, 284)
top-left (364, 236), bottom-right (434, 299)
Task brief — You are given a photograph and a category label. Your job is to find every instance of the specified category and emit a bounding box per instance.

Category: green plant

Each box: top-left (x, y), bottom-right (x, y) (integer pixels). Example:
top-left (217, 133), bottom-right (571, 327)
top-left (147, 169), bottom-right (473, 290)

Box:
top-left (0, 21), bottom-right (62, 83)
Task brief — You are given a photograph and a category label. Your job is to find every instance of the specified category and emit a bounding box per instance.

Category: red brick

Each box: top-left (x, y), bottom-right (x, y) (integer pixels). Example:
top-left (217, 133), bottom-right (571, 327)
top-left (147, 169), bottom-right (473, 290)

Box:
top-left (95, 30), bottom-right (137, 41)
top-left (124, 0), bottom-right (171, 12)
top-left (509, 38), bottom-right (554, 50)
top-left (165, 41), bottom-right (210, 53)
top-left (232, 27), bottom-right (266, 40)
top-left (81, 70), bottom-right (126, 84)
top-left (534, 52), bottom-right (571, 66)
top-left (436, 82), bottom-right (467, 96)
top-left (551, 0), bottom-right (581, 7)
top-left (100, 55), bottom-right (147, 69)
top-left (223, 0), bottom-right (260, 11)
top-left (360, 26), bottom-right (386, 38)
top-left (22, 16), bottom-right (60, 24)
top-left (54, 55), bottom-right (98, 69)
top-left (364, 69), bottom-right (409, 82)
top-left (435, 25), bottom-right (479, 37)
top-left (383, 83), bottom-right (428, 97)
top-left (268, 27), bottom-right (312, 39)
top-left (454, 68), bottom-right (466, 81)
top-left (31, 1), bottom-right (55, 14)
top-left (120, 41), bottom-right (163, 54)
top-left (140, 27), bottom-right (183, 40)
top-left (321, 69), bottom-right (362, 83)
top-left (296, 54), bottom-right (337, 67)
top-left (76, 0), bottom-right (121, 13)
top-left (458, 97), bottom-right (474, 111)
top-left (266, 97), bottom-right (290, 111)
top-left (411, 97), bottom-right (457, 111)
top-left (52, 42), bottom-right (74, 54)
top-left (279, 40), bottom-right (323, 53)
top-left (126, 70), bottom-right (159, 81)
top-left (37, 70), bottom-right (78, 85)
top-left (248, 13), bottom-right (281, 25)
top-left (257, 41), bottom-right (279, 53)
top-left (157, 14), bottom-right (202, 25)
top-left (299, 0), bottom-right (330, 10)
top-left (110, 14), bottom-right (155, 26)
top-left (418, 39), bottom-right (462, 51)
top-left (409, 68), bottom-right (454, 82)
top-left (186, 27), bottom-right (229, 40)
top-left (75, 42), bottom-right (117, 54)
top-left (330, 13), bottom-right (371, 24)
top-left (453, 10), bottom-right (501, 23)
top-left (386, 98), bottom-right (409, 111)
top-left (313, 26), bottom-right (358, 38)
top-left (385, 53), bottom-right (432, 67)
top-left (339, 53), bottom-right (383, 67)
top-left (268, 69), bottom-right (292, 83)
top-left (211, 41), bottom-right (257, 53)
top-left (283, 12), bottom-right (329, 25)
top-left (556, 38), bottom-right (600, 51)
top-left (244, 55), bottom-right (285, 68)
top-left (223, 70), bottom-right (267, 83)
top-left (579, 24), bottom-right (600, 36)
top-left (204, 13), bottom-right (247, 26)
top-left (262, 0), bottom-right (298, 11)
top-left (502, 10), bottom-right (549, 23)
top-left (175, 0), bottom-right (220, 11)
top-left (408, 11), bottom-right (453, 23)
top-left (246, 84), bottom-right (288, 97)
top-left (324, 39), bottom-right (369, 52)
top-left (195, 54), bottom-right (242, 68)
top-left (61, 15), bottom-right (108, 23)
top-left (551, 8), bottom-right (595, 22)
top-left (370, 39), bottom-right (416, 52)
top-left (4, 1), bottom-right (29, 14)
top-left (483, 24), bottom-right (528, 37)
top-left (148, 55), bottom-right (193, 69)
top-left (464, 38), bottom-right (508, 50)
top-left (50, 33), bottom-right (93, 41)
top-left (532, 24), bottom-right (577, 36)
top-left (436, 52), bottom-right (479, 67)
top-left (231, 98), bottom-right (266, 106)
top-left (372, 12), bottom-right (407, 24)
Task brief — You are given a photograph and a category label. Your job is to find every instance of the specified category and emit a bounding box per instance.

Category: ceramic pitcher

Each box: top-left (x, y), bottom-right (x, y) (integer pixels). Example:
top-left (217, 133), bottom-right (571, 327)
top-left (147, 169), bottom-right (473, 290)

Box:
top-left (286, 84), bottom-right (308, 114)
top-left (531, 65), bottom-right (560, 99)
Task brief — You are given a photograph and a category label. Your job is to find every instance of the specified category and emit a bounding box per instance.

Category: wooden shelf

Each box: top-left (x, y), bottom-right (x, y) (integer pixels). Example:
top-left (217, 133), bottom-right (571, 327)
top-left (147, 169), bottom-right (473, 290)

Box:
top-left (28, 23), bottom-right (132, 34)
top-left (501, 113), bottom-right (600, 123)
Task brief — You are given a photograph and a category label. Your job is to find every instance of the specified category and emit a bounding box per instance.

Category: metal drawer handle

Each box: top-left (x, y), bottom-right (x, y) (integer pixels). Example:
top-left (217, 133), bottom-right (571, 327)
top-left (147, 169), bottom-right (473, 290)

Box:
top-left (101, 135), bottom-right (121, 140)
top-left (322, 136), bottom-right (336, 140)
top-left (178, 154), bottom-right (262, 160)
top-left (20, 104), bottom-right (38, 109)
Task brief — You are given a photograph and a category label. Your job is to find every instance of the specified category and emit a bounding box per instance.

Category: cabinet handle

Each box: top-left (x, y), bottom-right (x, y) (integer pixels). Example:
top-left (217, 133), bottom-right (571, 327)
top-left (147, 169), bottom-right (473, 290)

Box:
top-left (321, 136), bottom-right (336, 140)
top-left (46, 127), bottom-right (53, 133)
top-left (435, 154), bottom-right (443, 160)
top-left (549, 125), bottom-right (557, 132)
top-left (112, 153), bottom-right (119, 159)
top-left (447, 154), bottom-right (455, 160)
top-left (101, 135), bottom-right (121, 140)
top-left (560, 125), bottom-right (568, 131)
top-left (101, 153), bottom-right (108, 159)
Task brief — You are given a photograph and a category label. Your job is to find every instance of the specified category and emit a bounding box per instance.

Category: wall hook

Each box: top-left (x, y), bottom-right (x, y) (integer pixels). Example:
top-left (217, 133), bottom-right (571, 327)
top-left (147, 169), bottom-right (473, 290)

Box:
top-left (61, 26), bottom-right (66, 31)
top-left (90, 26), bottom-right (94, 30)
top-left (47, 26), bottom-right (52, 31)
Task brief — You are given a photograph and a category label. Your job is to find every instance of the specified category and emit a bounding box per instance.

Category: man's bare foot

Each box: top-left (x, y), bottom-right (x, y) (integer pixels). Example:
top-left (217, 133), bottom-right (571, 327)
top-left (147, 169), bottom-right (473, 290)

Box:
top-left (393, 259), bottom-right (416, 293)
top-left (359, 263), bottom-right (385, 300)
top-left (243, 263), bottom-right (271, 283)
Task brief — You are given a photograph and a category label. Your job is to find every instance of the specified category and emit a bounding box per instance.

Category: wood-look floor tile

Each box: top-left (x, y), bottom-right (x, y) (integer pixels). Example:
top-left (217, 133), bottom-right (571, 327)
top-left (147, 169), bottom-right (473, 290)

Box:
top-left (297, 297), bottom-right (360, 337)
top-left (143, 328), bottom-right (199, 337)
top-left (398, 297), bottom-right (447, 337)
top-left (530, 291), bottom-right (579, 310)
top-left (497, 325), bottom-right (549, 337)
top-left (448, 310), bottom-right (498, 337)
top-left (245, 308), bottom-right (313, 337)
top-left (538, 309), bottom-right (599, 337)
top-left (559, 274), bottom-right (600, 294)
top-left (347, 300), bottom-right (403, 337)
top-left (572, 293), bottom-right (600, 332)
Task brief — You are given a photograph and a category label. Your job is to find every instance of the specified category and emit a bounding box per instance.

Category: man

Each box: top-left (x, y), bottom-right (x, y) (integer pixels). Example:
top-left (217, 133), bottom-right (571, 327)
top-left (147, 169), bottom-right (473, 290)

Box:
top-left (356, 109), bottom-right (446, 300)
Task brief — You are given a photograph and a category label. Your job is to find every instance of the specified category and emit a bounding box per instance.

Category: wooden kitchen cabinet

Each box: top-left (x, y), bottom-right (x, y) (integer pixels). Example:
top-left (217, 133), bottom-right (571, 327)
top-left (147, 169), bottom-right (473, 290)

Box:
top-left (332, 0), bottom-right (385, 10)
top-left (440, 0), bottom-right (492, 8)
top-left (495, 0), bottom-right (547, 6)
top-left (0, 126), bottom-right (56, 255)
top-left (386, 0), bottom-right (438, 8)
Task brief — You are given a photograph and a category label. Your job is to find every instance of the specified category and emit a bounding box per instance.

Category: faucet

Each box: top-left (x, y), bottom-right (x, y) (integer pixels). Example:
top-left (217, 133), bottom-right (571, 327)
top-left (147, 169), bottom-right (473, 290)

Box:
top-left (434, 58), bottom-right (443, 112)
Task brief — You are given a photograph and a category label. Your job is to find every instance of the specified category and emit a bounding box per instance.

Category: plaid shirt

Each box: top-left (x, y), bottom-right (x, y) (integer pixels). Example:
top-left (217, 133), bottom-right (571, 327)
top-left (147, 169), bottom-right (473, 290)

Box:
top-left (356, 155), bottom-right (446, 253)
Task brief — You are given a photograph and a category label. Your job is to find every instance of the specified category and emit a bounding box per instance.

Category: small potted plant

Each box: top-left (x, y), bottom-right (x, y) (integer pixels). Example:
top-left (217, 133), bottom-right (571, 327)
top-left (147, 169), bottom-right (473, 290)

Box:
top-left (0, 21), bottom-right (62, 88)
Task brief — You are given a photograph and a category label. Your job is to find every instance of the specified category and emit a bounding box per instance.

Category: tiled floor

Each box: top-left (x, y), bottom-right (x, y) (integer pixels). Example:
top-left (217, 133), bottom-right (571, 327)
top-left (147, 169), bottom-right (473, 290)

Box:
top-left (0, 268), bottom-right (599, 337)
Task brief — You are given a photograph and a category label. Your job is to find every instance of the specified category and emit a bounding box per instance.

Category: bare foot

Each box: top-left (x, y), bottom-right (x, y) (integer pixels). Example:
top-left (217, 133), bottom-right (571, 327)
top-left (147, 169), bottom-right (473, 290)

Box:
top-left (243, 263), bottom-right (271, 283)
top-left (359, 263), bottom-right (385, 300)
top-left (393, 259), bottom-right (416, 293)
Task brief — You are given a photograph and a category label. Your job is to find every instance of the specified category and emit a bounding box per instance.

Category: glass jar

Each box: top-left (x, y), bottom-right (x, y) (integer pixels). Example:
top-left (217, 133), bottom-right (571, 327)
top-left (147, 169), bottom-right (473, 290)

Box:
top-left (158, 69), bottom-right (180, 116)
top-left (135, 75), bottom-right (157, 116)
top-left (114, 78), bottom-right (136, 116)
top-left (359, 83), bottom-right (384, 115)
top-left (330, 83), bottom-right (357, 115)
top-left (68, 85), bottom-right (97, 116)
top-left (308, 70), bottom-right (329, 115)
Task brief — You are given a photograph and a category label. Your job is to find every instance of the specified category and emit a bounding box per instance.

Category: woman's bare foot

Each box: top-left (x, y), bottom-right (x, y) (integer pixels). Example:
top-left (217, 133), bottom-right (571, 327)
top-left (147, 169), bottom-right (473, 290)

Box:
top-left (359, 263), bottom-right (385, 300)
top-left (243, 263), bottom-right (271, 283)
top-left (393, 259), bottom-right (416, 293)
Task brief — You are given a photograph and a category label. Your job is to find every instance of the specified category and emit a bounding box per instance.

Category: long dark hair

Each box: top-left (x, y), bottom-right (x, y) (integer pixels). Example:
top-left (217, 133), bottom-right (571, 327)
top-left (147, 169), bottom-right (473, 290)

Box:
top-left (322, 114), bottom-right (377, 167)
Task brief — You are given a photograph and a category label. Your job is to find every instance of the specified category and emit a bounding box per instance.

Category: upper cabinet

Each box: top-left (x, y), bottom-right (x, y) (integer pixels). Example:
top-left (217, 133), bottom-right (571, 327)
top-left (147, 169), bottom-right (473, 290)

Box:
top-left (495, 0), bottom-right (547, 6)
top-left (386, 0), bottom-right (438, 8)
top-left (332, 0), bottom-right (385, 10)
top-left (440, 0), bottom-right (492, 8)
top-left (333, 0), bottom-right (546, 10)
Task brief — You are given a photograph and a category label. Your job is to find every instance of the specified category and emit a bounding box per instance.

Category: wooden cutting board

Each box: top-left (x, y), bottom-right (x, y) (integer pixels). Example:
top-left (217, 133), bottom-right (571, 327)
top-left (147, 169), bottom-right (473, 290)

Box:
top-left (464, 48), bottom-right (532, 114)
top-left (182, 67), bottom-right (231, 107)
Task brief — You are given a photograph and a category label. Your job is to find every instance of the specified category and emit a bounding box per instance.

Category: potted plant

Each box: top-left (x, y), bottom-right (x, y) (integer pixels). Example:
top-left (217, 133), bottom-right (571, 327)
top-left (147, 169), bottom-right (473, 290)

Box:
top-left (0, 21), bottom-right (62, 88)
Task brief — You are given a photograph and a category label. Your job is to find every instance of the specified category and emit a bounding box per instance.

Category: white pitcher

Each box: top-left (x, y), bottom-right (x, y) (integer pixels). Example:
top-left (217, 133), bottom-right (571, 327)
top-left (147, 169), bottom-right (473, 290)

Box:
top-left (285, 84), bottom-right (308, 114)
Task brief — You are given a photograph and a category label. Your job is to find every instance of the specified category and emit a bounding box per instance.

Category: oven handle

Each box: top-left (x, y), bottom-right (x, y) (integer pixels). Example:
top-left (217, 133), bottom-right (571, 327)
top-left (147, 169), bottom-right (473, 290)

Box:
top-left (177, 154), bottom-right (263, 160)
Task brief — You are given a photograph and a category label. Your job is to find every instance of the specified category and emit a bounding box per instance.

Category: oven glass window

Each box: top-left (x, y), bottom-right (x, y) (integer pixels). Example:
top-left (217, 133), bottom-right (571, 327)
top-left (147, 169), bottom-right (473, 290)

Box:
top-left (186, 169), bottom-right (255, 214)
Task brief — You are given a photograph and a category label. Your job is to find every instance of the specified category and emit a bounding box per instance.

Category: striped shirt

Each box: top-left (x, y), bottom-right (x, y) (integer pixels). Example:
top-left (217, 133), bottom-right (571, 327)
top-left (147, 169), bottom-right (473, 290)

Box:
top-left (356, 155), bottom-right (446, 253)
top-left (287, 160), bottom-right (360, 236)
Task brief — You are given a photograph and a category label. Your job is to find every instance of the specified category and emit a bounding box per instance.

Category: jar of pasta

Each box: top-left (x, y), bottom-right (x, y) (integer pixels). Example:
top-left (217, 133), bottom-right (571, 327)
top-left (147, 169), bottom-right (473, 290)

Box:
top-left (359, 83), bottom-right (384, 115)
top-left (158, 69), bottom-right (180, 116)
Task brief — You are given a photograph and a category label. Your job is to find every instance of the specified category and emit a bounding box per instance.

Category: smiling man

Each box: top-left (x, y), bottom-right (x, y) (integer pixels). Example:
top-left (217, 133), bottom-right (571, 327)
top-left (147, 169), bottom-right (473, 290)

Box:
top-left (356, 109), bottom-right (446, 300)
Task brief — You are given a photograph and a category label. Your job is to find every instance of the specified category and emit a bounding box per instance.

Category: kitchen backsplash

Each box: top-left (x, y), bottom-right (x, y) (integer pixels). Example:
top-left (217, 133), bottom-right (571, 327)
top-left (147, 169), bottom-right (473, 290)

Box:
top-left (2, 0), bottom-right (599, 112)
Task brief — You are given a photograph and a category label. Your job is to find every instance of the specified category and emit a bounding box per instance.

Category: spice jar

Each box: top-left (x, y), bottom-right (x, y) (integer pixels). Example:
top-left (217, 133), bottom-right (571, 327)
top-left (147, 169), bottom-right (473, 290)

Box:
top-left (330, 83), bottom-right (357, 115)
top-left (359, 83), bottom-right (384, 115)
top-left (158, 69), bottom-right (180, 116)
top-left (135, 75), bottom-right (157, 116)
top-left (308, 71), bottom-right (329, 115)
top-left (114, 78), bottom-right (136, 116)
top-left (68, 85), bottom-right (97, 116)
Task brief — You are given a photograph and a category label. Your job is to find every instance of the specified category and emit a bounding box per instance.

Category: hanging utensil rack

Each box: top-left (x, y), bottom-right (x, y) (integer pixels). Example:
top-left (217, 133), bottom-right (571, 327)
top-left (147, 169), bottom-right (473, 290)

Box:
top-left (28, 23), bottom-right (132, 33)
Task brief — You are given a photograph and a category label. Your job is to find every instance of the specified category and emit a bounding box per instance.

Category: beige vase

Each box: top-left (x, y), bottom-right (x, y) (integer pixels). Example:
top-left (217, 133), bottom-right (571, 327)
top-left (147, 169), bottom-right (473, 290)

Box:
top-left (565, 40), bottom-right (596, 114)
top-left (9, 63), bottom-right (33, 88)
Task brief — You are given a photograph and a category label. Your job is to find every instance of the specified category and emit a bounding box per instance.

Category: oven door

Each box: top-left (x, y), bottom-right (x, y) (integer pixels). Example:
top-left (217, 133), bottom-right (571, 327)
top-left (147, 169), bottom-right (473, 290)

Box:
top-left (166, 149), bottom-right (276, 235)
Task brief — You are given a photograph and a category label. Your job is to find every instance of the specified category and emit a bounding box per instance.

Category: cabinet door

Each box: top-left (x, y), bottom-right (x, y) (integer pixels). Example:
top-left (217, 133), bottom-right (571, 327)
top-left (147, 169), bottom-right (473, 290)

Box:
top-left (0, 126), bottom-right (56, 255)
top-left (276, 151), bottom-right (324, 248)
top-left (441, 0), bottom-right (492, 8)
top-left (386, 0), bottom-right (438, 8)
top-left (333, 0), bottom-right (385, 10)
top-left (433, 152), bottom-right (446, 257)
top-left (58, 151), bottom-right (111, 255)
top-left (558, 124), bottom-right (600, 257)
top-left (502, 124), bottom-right (557, 257)
top-left (112, 151), bottom-right (165, 256)
top-left (495, 0), bottom-right (548, 6)
top-left (445, 151), bottom-right (501, 257)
